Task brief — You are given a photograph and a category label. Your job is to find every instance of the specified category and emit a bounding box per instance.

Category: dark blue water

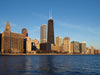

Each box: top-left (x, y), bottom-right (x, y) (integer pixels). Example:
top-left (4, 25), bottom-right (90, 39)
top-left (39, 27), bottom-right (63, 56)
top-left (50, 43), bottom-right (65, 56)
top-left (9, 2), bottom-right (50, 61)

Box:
top-left (0, 55), bottom-right (100, 75)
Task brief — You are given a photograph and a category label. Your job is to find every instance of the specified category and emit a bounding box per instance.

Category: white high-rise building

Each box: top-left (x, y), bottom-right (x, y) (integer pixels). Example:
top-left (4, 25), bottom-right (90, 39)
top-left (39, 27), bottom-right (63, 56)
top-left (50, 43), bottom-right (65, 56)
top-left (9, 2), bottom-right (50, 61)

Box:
top-left (40, 24), bottom-right (47, 43)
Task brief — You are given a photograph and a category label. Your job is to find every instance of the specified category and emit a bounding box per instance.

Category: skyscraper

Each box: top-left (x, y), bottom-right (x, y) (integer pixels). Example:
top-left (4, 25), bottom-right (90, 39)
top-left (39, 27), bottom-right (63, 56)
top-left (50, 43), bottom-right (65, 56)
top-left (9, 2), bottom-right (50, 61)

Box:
top-left (63, 37), bottom-right (70, 53)
top-left (56, 36), bottom-right (62, 52)
top-left (40, 24), bottom-right (47, 43)
top-left (47, 10), bottom-right (54, 44)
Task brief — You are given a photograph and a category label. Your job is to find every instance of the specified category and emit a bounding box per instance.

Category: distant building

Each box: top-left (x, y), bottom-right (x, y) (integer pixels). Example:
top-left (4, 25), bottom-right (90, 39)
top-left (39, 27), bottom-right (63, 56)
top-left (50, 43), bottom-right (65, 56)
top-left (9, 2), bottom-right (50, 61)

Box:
top-left (40, 43), bottom-right (51, 52)
top-left (40, 24), bottom-right (47, 43)
top-left (86, 47), bottom-right (90, 54)
top-left (32, 39), bottom-right (40, 49)
top-left (70, 42), bottom-right (74, 54)
top-left (22, 28), bottom-right (28, 37)
top-left (56, 36), bottom-right (62, 52)
top-left (80, 42), bottom-right (86, 54)
top-left (24, 37), bottom-right (31, 53)
top-left (91, 46), bottom-right (94, 54)
top-left (94, 49), bottom-right (98, 54)
top-left (47, 12), bottom-right (55, 44)
top-left (0, 33), bottom-right (2, 53)
top-left (98, 49), bottom-right (100, 54)
top-left (51, 44), bottom-right (56, 51)
top-left (63, 37), bottom-right (70, 53)
top-left (1, 21), bottom-right (24, 53)
top-left (71, 41), bottom-right (80, 54)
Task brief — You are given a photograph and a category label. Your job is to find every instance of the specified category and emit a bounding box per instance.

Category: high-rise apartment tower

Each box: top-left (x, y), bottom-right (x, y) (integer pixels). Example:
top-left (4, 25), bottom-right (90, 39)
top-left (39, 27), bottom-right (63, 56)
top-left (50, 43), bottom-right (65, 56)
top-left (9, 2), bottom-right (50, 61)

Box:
top-left (40, 24), bottom-right (47, 43)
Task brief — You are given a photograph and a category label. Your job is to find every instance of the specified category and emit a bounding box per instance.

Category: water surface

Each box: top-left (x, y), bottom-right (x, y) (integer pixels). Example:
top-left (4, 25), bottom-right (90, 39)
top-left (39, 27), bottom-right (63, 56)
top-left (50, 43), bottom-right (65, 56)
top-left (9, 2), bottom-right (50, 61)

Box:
top-left (0, 55), bottom-right (100, 75)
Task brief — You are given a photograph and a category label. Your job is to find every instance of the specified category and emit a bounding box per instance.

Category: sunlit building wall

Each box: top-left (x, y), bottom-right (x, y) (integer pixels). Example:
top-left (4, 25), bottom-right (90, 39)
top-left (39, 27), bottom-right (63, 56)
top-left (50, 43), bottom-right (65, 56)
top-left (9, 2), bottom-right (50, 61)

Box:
top-left (91, 46), bottom-right (94, 54)
top-left (40, 24), bottom-right (47, 44)
top-left (63, 37), bottom-right (70, 53)
top-left (56, 36), bottom-right (62, 52)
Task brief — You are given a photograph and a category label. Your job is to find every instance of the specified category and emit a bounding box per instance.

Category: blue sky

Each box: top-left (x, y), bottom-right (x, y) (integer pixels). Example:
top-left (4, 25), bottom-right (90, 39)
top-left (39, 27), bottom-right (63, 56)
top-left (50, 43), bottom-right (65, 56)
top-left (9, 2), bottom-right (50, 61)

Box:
top-left (0, 0), bottom-right (100, 49)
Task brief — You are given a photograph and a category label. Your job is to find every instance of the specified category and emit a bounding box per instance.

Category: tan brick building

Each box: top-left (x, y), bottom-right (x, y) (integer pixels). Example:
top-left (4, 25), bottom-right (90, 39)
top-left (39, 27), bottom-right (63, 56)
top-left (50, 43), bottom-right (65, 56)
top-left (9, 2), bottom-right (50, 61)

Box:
top-left (1, 21), bottom-right (24, 53)
top-left (63, 37), bottom-right (70, 53)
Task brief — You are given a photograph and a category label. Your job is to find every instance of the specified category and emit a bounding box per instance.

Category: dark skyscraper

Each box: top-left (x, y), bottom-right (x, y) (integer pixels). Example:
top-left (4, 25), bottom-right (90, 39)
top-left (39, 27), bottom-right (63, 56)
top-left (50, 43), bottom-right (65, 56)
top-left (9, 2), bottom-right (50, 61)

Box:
top-left (47, 10), bottom-right (54, 44)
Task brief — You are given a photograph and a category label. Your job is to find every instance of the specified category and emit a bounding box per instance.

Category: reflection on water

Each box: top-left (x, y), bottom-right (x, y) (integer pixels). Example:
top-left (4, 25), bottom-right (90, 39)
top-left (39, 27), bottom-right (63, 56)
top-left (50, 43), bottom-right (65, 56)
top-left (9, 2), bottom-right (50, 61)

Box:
top-left (0, 55), bottom-right (100, 75)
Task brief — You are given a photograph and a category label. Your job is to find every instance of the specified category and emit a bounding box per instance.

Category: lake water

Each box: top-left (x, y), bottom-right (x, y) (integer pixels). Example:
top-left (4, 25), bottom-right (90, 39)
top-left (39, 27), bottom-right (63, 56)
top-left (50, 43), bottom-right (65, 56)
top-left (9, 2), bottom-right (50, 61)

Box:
top-left (0, 55), bottom-right (100, 75)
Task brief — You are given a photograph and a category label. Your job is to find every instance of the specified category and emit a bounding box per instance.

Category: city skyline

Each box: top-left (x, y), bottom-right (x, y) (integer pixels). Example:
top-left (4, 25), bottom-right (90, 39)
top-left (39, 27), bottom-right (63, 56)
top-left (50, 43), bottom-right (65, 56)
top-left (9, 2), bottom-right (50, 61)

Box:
top-left (0, 0), bottom-right (100, 49)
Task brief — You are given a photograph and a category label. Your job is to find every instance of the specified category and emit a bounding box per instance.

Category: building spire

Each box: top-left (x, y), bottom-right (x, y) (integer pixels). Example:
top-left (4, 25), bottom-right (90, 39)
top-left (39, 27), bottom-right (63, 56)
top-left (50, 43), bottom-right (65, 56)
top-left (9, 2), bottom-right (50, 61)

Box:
top-left (6, 20), bottom-right (9, 25)
top-left (49, 8), bottom-right (52, 19)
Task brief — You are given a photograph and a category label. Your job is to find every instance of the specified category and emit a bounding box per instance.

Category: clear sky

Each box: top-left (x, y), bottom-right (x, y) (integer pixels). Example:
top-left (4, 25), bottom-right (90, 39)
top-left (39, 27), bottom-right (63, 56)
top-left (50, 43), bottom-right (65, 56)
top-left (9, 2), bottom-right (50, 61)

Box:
top-left (0, 0), bottom-right (100, 49)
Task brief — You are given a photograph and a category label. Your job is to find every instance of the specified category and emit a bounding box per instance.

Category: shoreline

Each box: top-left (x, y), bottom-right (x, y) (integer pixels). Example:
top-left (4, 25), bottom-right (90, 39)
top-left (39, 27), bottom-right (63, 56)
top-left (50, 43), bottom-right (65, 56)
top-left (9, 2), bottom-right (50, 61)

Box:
top-left (0, 53), bottom-right (99, 56)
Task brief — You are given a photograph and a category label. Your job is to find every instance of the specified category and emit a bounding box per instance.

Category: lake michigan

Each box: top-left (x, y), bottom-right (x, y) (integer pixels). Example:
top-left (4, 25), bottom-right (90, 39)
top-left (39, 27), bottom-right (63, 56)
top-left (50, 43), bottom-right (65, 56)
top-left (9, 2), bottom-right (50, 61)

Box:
top-left (0, 55), bottom-right (100, 75)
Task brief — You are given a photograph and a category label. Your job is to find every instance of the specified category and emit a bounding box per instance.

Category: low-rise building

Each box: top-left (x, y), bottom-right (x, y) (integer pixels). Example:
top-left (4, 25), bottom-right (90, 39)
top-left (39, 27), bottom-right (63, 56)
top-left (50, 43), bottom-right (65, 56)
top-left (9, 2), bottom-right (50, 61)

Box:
top-left (32, 39), bottom-right (40, 50)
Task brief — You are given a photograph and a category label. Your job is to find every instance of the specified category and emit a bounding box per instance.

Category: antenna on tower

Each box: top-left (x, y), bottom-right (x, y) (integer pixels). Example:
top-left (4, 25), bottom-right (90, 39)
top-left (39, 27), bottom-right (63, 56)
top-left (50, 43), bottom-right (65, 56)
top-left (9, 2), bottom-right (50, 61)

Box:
top-left (51, 8), bottom-right (52, 19)
top-left (49, 8), bottom-right (52, 19)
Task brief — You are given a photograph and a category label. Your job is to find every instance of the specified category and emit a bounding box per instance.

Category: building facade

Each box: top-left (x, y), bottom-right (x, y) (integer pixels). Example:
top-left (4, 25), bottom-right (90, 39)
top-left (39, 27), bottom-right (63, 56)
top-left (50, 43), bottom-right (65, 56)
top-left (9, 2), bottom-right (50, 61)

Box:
top-left (1, 21), bottom-right (24, 53)
top-left (70, 42), bottom-right (74, 54)
top-left (91, 46), bottom-right (94, 54)
top-left (56, 36), bottom-right (62, 52)
top-left (0, 33), bottom-right (2, 53)
top-left (80, 42), bottom-right (86, 54)
top-left (71, 41), bottom-right (80, 54)
top-left (32, 39), bottom-right (40, 49)
top-left (40, 24), bottom-right (47, 43)
top-left (63, 37), bottom-right (70, 53)
top-left (47, 18), bottom-right (54, 44)
top-left (24, 37), bottom-right (31, 53)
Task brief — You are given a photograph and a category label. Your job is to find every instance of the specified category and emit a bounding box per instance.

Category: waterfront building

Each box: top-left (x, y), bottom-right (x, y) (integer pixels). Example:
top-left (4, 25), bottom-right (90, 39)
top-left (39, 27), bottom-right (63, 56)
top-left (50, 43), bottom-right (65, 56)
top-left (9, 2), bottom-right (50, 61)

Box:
top-left (40, 43), bottom-right (51, 52)
top-left (0, 33), bottom-right (2, 53)
top-left (79, 42), bottom-right (86, 54)
top-left (1, 21), bottom-right (24, 53)
top-left (91, 46), bottom-right (94, 54)
top-left (22, 28), bottom-right (28, 37)
top-left (47, 11), bottom-right (54, 44)
top-left (86, 47), bottom-right (90, 54)
top-left (94, 49), bottom-right (98, 54)
top-left (24, 37), bottom-right (31, 53)
top-left (56, 36), bottom-right (62, 52)
top-left (40, 24), bottom-right (47, 43)
top-left (63, 37), bottom-right (70, 53)
top-left (98, 49), bottom-right (100, 54)
top-left (70, 42), bottom-right (74, 54)
top-left (71, 41), bottom-right (80, 54)
top-left (32, 39), bottom-right (40, 49)
top-left (51, 44), bottom-right (56, 51)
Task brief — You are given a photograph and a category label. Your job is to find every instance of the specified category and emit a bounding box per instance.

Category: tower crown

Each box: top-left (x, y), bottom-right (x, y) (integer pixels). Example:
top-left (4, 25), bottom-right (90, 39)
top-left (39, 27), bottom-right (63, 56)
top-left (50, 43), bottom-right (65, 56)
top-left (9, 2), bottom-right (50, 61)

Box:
top-left (5, 21), bottom-right (11, 32)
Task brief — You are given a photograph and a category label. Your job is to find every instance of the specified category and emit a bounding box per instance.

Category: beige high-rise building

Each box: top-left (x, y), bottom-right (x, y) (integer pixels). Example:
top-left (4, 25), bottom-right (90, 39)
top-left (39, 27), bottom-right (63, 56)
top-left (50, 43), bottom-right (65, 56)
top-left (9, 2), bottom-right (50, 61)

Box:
top-left (91, 46), bottom-right (94, 54)
top-left (40, 24), bottom-right (47, 44)
top-left (32, 39), bottom-right (40, 49)
top-left (56, 36), bottom-right (62, 52)
top-left (25, 37), bottom-right (31, 53)
top-left (70, 42), bottom-right (73, 54)
top-left (63, 37), bottom-right (70, 53)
